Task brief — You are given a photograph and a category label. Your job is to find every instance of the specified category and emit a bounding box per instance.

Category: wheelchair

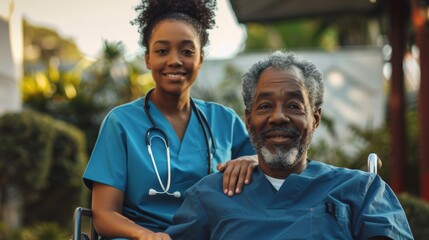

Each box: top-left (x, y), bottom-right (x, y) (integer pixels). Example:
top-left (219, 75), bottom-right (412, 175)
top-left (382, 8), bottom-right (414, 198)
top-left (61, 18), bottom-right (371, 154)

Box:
top-left (72, 153), bottom-right (381, 240)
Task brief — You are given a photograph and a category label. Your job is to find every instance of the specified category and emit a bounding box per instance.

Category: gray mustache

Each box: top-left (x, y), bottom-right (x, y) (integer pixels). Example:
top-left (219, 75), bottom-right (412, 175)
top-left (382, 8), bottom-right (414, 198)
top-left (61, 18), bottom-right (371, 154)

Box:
top-left (260, 126), bottom-right (300, 138)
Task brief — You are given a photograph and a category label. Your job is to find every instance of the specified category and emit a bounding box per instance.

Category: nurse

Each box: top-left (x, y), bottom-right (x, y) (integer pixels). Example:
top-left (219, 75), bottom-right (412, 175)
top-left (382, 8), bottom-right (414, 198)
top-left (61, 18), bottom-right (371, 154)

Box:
top-left (82, 0), bottom-right (256, 239)
top-left (166, 51), bottom-right (413, 239)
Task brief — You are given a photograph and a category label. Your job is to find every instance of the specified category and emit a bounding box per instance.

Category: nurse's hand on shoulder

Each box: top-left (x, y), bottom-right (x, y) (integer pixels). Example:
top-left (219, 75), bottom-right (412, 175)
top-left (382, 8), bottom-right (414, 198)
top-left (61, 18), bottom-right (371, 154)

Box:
top-left (138, 232), bottom-right (171, 240)
top-left (217, 154), bottom-right (258, 197)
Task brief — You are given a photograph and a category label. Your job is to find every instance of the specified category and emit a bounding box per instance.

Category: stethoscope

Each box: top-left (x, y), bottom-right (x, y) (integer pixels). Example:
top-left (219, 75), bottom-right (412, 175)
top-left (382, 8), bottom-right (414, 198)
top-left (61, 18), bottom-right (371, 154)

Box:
top-left (144, 89), bottom-right (216, 198)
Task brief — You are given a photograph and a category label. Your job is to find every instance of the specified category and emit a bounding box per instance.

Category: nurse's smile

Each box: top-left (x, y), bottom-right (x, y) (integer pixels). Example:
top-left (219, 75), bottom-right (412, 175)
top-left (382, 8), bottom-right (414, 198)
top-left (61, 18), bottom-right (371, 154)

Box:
top-left (163, 72), bottom-right (187, 82)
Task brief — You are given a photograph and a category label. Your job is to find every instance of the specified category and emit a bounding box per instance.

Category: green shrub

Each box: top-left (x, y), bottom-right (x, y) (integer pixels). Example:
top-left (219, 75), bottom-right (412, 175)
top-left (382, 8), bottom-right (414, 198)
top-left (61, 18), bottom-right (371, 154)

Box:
top-left (12, 222), bottom-right (68, 240)
top-left (398, 193), bottom-right (429, 239)
top-left (0, 110), bottom-right (88, 233)
top-left (0, 110), bottom-right (55, 200)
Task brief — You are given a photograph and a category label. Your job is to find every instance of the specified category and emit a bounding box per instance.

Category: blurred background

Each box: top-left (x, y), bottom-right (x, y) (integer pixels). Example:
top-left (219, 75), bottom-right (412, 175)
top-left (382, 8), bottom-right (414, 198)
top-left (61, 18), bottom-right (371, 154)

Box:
top-left (0, 0), bottom-right (428, 239)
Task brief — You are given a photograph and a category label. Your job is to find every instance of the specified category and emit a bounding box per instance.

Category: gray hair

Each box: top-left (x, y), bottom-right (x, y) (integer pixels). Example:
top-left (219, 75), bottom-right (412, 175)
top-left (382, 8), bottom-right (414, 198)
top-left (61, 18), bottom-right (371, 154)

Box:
top-left (242, 51), bottom-right (324, 112)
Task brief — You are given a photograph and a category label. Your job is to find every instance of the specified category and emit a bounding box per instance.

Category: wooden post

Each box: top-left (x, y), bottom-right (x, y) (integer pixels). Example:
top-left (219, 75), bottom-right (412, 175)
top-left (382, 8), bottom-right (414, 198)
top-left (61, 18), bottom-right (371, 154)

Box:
top-left (410, 0), bottom-right (429, 201)
top-left (389, 0), bottom-right (408, 193)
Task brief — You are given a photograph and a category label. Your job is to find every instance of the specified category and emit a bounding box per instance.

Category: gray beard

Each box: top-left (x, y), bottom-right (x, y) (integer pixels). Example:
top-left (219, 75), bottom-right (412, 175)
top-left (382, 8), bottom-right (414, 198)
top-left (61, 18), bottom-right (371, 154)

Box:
top-left (260, 145), bottom-right (301, 170)
top-left (249, 126), bottom-right (311, 170)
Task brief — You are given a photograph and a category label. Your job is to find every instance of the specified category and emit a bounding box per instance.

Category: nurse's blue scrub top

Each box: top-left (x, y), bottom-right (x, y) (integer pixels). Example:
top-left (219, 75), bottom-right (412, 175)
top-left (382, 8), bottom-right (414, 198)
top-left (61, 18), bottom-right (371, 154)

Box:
top-left (83, 97), bottom-right (255, 233)
top-left (167, 161), bottom-right (413, 240)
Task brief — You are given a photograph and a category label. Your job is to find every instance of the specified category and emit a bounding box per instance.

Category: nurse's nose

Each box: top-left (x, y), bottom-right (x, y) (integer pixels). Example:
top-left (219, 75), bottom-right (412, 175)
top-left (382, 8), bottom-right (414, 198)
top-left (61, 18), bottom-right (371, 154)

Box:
top-left (167, 51), bottom-right (183, 67)
top-left (268, 105), bottom-right (290, 125)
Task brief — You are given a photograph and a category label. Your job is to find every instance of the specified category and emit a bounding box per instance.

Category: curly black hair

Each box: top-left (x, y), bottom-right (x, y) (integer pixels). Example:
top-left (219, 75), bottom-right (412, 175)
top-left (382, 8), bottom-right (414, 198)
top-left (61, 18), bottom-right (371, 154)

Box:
top-left (132, 0), bottom-right (217, 53)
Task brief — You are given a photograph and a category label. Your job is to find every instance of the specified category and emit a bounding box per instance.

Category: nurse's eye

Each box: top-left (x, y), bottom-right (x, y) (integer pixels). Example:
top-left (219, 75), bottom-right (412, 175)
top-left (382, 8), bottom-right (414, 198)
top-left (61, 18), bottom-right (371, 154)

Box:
top-left (155, 49), bottom-right (168, 55)
top-left (182, 49), bottom-right (195, 56)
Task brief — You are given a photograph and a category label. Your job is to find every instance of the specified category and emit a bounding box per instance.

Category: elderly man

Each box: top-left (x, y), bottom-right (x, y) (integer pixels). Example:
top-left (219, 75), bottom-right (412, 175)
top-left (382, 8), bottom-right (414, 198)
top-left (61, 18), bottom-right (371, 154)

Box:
top-left (165, 51), bottom-right (413, 239)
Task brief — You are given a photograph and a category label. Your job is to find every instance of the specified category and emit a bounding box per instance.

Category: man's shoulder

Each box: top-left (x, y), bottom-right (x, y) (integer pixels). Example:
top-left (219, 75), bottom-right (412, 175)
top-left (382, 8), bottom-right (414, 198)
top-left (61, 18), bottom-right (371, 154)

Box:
top-left (309, 160), bottom-right (373, 180)
top-left (184, 172), bottom-right (224, 199)
top-left (194, 172), bottom-right (223, 188)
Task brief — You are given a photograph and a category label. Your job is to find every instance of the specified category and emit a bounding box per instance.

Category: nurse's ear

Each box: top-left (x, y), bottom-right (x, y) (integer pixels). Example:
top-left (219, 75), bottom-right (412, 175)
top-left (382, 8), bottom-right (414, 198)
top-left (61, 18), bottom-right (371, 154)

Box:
top-left (145, 52), bottom-right (151, 70)
top-left (198, 52), bottom-right (204, 69)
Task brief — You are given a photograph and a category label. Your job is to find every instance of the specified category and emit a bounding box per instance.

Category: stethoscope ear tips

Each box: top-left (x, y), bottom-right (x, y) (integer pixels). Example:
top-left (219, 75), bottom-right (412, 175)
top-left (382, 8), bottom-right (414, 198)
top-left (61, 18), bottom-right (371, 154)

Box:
top-left (148, 189), bottom-right (157, 195)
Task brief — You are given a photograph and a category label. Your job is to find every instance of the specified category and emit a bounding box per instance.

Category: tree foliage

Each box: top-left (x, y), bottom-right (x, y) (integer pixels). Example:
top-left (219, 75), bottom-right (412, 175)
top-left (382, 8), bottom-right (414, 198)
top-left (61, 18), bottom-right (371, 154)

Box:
top-left (243, 15), bottom-right (382, 52)
top-left (22, 38), bottom-right (153, 151)
top-left (23, 19), bottom-right (83, 64)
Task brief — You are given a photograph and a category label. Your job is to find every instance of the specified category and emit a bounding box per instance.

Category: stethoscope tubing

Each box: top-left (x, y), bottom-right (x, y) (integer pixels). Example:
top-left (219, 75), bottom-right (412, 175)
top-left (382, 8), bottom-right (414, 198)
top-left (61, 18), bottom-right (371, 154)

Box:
top-left (143, 89), bottom-right (215, 197)
top-left (147, 131), bottom-right (171, 190)
top-left (192, 99), bottom-right (216, 174)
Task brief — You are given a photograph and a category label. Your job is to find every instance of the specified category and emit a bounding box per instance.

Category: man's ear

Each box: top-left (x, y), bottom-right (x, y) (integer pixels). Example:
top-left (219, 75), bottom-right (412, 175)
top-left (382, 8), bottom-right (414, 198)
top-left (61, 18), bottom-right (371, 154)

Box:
top-left (245, 110), bottom-right (251, 131)
top-left (313, 107), bottom-right (322, 129)
top-left (145, 53), bottom-right (151, 70)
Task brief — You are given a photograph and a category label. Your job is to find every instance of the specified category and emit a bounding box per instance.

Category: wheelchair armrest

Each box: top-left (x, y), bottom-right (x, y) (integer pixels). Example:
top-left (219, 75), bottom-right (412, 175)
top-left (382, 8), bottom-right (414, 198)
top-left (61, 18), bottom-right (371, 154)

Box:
top-left (73, 207), bottom-right (98, 240)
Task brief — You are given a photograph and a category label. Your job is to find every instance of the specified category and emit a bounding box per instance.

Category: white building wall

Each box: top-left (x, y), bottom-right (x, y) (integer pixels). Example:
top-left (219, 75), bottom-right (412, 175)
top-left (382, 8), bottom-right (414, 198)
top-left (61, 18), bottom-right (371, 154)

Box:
top-left (0, 10), bottom-right (23, 116)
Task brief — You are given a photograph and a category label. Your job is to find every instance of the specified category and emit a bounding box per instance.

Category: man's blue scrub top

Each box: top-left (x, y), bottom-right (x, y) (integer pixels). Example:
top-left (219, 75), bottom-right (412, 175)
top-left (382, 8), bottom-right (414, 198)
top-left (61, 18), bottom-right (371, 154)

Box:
top-left (167, 160), bottom-right (413, 240)
top-left (83, 97), bottom-right (255, 233)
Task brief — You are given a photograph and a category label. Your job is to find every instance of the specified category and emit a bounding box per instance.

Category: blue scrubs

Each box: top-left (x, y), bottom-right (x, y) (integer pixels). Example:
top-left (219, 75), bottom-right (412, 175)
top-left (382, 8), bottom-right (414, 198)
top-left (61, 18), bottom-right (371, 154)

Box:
top-left (83, 97), bottom-right (255, 234)
top-left (166, 160), bottom-right (413, 240)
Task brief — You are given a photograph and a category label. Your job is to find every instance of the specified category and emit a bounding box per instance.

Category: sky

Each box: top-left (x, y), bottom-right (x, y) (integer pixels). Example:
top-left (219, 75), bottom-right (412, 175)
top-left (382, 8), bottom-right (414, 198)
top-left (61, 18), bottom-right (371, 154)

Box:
top-left (0, 0), bottom-right (246, 60)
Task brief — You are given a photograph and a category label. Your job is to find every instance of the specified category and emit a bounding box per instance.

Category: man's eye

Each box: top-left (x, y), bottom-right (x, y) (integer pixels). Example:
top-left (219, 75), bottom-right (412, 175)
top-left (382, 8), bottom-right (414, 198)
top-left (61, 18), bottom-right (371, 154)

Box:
top-left (286, 103), bottom-right (306, 114)
top-left (286, 101), bottom-right (304, 109)
top-left (257, 103), bottom-right (272, 110)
